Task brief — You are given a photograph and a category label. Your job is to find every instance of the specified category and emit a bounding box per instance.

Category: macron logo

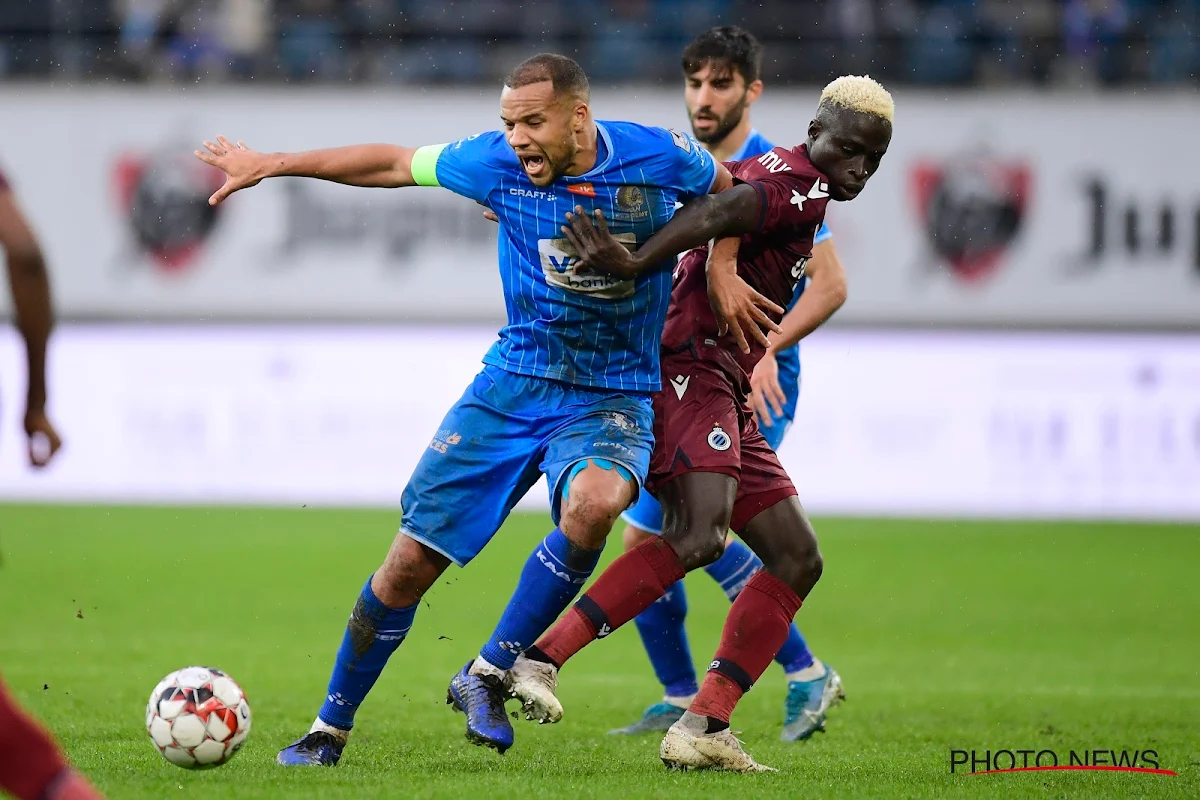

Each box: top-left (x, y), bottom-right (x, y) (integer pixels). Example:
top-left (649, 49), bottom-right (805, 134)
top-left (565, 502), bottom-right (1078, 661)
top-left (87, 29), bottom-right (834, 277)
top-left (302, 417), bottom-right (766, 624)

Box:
top-left (670, 374), bottom-right (690, 400)
top-left (790, 181), bottom-right (829, 210)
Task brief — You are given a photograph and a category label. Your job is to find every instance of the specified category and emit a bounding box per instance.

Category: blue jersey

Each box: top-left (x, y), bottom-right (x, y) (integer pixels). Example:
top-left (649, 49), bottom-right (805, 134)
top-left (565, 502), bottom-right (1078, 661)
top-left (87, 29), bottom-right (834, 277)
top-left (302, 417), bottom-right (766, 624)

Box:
top-left (412, 122), bottom-right (718, 393)
top-left (731, 129), bottom-right (832, 420)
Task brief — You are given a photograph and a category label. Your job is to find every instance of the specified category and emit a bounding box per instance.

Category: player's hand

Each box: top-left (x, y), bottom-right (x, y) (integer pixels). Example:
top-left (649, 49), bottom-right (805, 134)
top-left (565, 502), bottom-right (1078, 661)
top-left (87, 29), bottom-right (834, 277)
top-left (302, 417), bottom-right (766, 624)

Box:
top-left (560, 207), bottom-right (639, 280)
top-left (481, 209), bottom-right (499, 223)
top-left (194, 136), bottom-right (266, 206)
top-left (707, 271), bottom-right (783, 355)
top-left (23, 407), bottom-right (62, 468)
top-left (749, 352), bottom-right (786, 428)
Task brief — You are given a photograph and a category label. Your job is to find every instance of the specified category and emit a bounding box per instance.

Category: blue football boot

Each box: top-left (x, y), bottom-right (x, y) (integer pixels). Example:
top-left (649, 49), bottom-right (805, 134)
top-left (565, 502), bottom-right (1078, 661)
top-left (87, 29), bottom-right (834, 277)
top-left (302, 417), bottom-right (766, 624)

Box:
top-left (781, 664), bottom-right (845, 742)
top-left (276, 730), bottom-right (345, 766)
top-left (447, 662), bottom-right (515, 753)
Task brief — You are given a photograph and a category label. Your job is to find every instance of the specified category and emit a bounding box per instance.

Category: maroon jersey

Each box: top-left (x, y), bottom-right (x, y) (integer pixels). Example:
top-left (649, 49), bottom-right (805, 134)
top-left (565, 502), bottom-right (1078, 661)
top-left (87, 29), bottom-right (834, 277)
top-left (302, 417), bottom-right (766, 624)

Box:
top-left (660, 144), bottom-right (830, 386)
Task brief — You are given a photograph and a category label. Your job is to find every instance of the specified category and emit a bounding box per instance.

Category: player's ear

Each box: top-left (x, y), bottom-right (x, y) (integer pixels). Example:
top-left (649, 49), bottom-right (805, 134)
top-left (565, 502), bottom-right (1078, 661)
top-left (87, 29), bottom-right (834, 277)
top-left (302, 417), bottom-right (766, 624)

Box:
top-left (807, 118), bottom-right (822, 142)
top-left (745, 79), bottom-right (764, 105)
top-left (571, 100), bottom-right (589, 132)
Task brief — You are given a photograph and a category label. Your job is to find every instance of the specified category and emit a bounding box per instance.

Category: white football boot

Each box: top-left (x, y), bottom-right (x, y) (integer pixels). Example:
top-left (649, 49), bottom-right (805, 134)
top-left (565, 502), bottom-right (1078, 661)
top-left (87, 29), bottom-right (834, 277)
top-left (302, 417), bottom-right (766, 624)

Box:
top-left (660, 712), bottom-right (776, 773)
top-left (505, 653), bottom-right (564, 723)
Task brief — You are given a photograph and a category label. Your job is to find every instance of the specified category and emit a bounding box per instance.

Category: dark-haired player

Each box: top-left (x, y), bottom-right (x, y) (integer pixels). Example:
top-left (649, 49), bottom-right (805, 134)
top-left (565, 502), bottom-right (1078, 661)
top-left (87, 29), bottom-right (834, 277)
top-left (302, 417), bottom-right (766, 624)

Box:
top-left (511, 75), bottom-right (894, 772)
top-left (196, 53), bottom-right (777, 764)
top-left (615, 25), bottom-right (849, 743)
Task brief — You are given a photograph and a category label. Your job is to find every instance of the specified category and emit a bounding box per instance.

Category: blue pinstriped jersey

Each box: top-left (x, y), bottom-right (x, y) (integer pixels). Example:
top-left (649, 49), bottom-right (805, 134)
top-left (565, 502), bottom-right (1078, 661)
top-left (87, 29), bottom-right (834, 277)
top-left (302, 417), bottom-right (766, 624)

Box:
top-left (731, 129), bottom-right (833, 419)
top-left (427, 122), bottom-right (718, 392)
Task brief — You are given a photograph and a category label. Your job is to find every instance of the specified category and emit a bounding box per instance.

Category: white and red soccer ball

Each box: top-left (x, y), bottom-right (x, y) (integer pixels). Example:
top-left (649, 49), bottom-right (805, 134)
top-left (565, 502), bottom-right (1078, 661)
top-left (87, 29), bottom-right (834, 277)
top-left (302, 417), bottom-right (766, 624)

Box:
top-left (145, 666), bottom-right (251, 768)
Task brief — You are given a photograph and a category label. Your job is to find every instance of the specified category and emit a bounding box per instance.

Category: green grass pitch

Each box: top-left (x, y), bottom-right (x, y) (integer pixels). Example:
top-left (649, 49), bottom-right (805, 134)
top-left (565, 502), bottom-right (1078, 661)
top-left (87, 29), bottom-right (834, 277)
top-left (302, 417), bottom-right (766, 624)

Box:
top-left (1, 505), bottom-right (1197, 799)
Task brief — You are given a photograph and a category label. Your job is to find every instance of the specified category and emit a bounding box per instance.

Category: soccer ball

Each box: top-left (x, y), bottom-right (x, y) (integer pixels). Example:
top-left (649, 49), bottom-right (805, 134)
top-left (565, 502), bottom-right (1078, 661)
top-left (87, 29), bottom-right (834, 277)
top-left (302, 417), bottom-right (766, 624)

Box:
top-left (145, 666), bottom-right (251, 768)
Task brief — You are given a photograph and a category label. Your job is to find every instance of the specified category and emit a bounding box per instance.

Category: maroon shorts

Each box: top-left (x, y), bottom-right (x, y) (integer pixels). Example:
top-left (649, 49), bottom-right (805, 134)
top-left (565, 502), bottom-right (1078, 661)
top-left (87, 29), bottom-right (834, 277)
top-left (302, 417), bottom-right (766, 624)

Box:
top-left (647, 354), bottom-right (797, 532)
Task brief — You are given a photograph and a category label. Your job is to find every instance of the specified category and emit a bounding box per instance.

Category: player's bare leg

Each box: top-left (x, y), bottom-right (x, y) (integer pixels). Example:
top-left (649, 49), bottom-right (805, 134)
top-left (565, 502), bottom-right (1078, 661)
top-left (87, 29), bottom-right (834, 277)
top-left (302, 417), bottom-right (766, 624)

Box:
top-left (504, 462), bottom-right (637, 724)
top-left (279, 534), bottom-right (450, 765)
top-left (662, 494), bottom-right (822, 772)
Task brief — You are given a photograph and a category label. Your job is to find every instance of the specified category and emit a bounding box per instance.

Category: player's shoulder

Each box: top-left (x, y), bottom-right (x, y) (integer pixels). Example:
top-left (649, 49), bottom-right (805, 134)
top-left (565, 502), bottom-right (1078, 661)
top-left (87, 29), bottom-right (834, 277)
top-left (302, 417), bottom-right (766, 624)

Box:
top-left (736, 144), bottom-right (826, 183)
top-left (444, 130), bottom-right (517, 170)
top-left (600, 120), bottom-right (701, 161)
top-left (741, 129), bottom-right (775, 158)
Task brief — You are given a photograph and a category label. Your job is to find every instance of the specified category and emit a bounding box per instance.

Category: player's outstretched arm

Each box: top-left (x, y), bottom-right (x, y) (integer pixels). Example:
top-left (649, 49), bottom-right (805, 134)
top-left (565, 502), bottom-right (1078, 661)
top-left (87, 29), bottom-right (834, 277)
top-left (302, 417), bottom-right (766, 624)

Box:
top-left (0, 187), bottom-right (62, 468)
top-left (195, 136), bottom-right (420, 206)
top-left (562, 184), bottom-right (761, 281)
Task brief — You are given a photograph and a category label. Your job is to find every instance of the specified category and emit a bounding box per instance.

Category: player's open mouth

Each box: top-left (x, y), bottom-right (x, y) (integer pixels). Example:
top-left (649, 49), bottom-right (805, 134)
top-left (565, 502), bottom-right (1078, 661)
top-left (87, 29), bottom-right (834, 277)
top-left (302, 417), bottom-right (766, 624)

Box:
top-left (520, 155), bottom-right (546, 177)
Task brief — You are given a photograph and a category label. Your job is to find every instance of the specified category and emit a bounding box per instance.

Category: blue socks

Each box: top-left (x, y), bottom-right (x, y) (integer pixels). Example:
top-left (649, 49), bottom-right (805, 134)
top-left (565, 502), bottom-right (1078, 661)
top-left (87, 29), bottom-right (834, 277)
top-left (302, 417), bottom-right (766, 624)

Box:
top-left (633, 580), bottom-right (699, 697)
top-left (479, 529), bottom-right (603, 670)
top-left (318, 576), bottom-right (417, 731)
top-left (703, 538), bottom-right (762, 599)
top-left (635, 539), bottom-right (816, 694)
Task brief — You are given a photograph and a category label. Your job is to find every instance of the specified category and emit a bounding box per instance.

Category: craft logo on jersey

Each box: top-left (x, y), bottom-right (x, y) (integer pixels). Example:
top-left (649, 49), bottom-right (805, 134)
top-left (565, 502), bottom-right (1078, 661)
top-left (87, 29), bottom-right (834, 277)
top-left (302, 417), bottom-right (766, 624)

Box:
top-left (613, 185), bottom-right (650, 221)
top-left (114, 146), bottom-right (226, 273)
top-left (538, 235), bottom-right (637, 299)
top-left (910, 155), bottom-right (1032, 283)
top-left (707, 424), bottom-right (731, 452)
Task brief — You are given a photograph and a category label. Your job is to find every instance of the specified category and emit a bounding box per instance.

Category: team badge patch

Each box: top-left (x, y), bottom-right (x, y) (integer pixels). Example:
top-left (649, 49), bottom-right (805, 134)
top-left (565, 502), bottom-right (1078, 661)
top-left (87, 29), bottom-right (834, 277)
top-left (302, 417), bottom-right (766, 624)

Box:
top-left (613, 185), bottom-right (649, 221)
top-left (707, 424), bottom-right (732, 452)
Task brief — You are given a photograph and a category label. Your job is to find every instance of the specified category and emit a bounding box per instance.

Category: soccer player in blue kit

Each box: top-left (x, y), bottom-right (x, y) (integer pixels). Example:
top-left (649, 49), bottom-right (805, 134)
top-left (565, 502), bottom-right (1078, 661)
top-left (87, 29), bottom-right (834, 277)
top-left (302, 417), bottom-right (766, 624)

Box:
top-left (195, 54), bottom-right (781, 764)
top-left (612, 27), bottom-right (850, 742)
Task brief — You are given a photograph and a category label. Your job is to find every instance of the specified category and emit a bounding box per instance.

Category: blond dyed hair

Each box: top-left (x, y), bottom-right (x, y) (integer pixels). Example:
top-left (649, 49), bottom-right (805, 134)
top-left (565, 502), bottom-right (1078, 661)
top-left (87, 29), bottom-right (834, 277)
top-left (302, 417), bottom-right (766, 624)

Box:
top-left (819, 75), bottom-right (894, 122)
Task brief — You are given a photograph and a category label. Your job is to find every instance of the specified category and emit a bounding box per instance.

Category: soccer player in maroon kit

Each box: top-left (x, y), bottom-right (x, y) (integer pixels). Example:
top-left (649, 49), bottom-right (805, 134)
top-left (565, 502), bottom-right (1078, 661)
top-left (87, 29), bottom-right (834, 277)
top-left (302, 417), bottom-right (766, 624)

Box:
top-left (508, 76), bottom-right (894, 772)
top-left (0, 173), bottom-right (100, 798)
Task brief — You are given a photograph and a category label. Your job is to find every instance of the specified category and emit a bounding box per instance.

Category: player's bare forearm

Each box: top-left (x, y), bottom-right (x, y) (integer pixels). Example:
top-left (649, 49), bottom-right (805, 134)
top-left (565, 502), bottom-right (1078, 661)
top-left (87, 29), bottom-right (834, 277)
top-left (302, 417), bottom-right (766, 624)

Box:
top-left (0, 190), bottom-right (52, 411)
top-left (262, 144), bottom-right (417, 188)
top-left (768, 238), bottom-right (847, 353)
top-left (8, 251), bottom-right (52, 411)
top-left (196, 137), bottom-right (418, 205)
top-left (627, 184), bottom-right (761, 271)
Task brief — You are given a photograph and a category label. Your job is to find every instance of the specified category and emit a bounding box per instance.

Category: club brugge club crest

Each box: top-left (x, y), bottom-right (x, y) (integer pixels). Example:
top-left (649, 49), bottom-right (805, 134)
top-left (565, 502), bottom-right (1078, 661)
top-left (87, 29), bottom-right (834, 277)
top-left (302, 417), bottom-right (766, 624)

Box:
top-left (114, 147), bottom-right (227, 273)
top-left (910, 156), bottom-right (1031, 283)
top-left (707, 424), bottom-right (731, 452)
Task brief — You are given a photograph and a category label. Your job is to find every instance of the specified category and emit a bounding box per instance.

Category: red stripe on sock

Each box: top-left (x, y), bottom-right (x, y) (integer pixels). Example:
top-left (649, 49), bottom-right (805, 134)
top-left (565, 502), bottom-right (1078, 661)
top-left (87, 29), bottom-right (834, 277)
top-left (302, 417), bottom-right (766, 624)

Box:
top-left (535, 537), bottom-right (685, 666)
top-left (690, 571), bottom-right (803, 723)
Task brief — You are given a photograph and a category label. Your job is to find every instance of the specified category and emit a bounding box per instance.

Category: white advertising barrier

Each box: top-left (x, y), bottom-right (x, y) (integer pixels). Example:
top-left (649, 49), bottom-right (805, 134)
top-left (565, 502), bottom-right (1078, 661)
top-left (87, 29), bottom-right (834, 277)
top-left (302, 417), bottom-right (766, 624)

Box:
top-left (1, 325), bottom-right (1198, 519)
top-left (0, 88), bottom-right (1198, 327)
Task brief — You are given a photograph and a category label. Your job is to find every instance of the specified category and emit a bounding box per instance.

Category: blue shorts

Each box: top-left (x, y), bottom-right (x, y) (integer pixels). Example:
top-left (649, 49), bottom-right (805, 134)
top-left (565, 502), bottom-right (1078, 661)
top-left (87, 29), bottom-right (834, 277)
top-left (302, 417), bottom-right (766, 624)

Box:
top-left (401, 364), bottom-right (654, 566)
top-left (621, 405), bottom-right (792, 535)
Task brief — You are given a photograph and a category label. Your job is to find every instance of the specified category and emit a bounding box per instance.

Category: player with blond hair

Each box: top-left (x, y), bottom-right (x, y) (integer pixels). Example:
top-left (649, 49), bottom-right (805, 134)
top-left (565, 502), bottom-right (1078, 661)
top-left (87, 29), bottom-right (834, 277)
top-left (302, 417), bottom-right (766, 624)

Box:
top-left (506, 75), bottom-right (894, 772)
top-left (613, 25), bottom-right (848, 743)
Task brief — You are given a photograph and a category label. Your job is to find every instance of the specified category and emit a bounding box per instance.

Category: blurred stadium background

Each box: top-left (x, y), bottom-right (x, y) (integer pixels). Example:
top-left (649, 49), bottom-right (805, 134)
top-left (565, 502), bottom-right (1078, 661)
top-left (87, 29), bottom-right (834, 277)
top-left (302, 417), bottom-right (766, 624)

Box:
top-left (0, 3), bottom-right (1197, 797)
top-left (1, 0), bottom-right (1197, 517)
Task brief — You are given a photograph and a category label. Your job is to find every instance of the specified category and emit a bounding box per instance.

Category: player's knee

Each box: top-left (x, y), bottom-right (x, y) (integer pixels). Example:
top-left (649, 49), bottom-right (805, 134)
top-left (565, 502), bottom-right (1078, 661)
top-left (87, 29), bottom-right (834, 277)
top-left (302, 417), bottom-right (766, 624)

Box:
top-left (374, 534), bottom-right (447, 607)
top-left (665, 523), bottom-right (727, 571)
top-left (560, 463), bottom-right (635, 548)
top-left (772, 534), bottom-right (823, 596)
